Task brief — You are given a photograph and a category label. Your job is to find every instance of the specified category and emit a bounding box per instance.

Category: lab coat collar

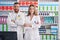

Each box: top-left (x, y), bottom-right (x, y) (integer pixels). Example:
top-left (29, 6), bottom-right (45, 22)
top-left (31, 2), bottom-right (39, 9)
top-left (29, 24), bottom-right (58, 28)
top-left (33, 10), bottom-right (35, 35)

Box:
top-left (13, 10), bottom-right (20, 14)
top-left (28, 15), bottom-right (35, 21)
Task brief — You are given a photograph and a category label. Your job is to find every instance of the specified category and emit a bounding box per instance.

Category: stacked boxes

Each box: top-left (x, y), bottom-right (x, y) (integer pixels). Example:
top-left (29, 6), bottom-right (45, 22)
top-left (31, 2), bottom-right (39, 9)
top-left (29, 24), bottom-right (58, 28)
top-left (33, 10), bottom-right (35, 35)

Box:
top-left (39, 4), bottom-right (58, 11)
top-left (44, 17), bottom-right (54, 24)
top-left (51, 26), bottom-right (58, 34)
top-left (39, 2), bottom-right (58, 40)
top-left (39, 11), bottom-right (58, 16)
top-left (39, 26), bottom-right (46, 34)
top-left (40, 34), bottom-right (57, 40)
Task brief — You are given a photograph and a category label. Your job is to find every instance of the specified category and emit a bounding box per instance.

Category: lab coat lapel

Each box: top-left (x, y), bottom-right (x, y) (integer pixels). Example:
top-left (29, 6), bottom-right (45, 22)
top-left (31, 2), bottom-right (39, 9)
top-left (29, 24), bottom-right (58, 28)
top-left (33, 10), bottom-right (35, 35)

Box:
top-left (30, 16), bottom-right (35, 23)
top-left (29, 16), bottom-right (35, 21)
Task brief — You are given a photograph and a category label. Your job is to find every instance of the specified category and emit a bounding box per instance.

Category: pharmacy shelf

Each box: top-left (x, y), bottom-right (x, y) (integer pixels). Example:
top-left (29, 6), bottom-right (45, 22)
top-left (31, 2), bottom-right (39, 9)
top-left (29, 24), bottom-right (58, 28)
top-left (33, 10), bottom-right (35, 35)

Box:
top-left (0, 10), bottom-right (13, 11)
top-left (0, 1), bottom-right (16, 5)
top-left (41, 23), bottom-right (58, 26)
top-left (38, 10), bottom-right (58, 12)
top-left (38, 2), bottom-right (58, 4)
top-left (39, 0), bottom-right (59, 40)
top-left (40, 33), bottom-right (56, 35)
top-left (39, 0), bottom-right (59, 2)
top-left (39, 10), bottom-right (58, 12)
top-left (38, 2), bottom-right (58, 5)
top-left (40, 16), bottom-right (58, 17)
top-left (40, 34), bottom-right (58, 40)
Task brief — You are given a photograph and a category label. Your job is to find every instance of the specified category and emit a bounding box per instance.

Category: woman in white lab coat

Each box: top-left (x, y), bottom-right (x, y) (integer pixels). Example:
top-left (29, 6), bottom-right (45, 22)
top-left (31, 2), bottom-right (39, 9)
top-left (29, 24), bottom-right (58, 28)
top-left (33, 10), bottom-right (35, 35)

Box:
top-left (24, 4), bottom-right (41, 40)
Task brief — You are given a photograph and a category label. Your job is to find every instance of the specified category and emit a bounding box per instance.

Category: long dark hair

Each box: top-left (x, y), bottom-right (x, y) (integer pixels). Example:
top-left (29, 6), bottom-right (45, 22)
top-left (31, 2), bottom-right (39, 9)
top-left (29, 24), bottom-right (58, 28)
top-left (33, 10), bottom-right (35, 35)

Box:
top-left (27, 4), bottom-right (38, 16)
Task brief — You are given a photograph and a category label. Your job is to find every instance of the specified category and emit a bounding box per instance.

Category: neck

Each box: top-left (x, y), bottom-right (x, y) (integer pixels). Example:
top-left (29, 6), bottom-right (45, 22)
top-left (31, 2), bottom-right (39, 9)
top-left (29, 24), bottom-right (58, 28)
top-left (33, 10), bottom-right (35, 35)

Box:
top-left (30, 14), bottom-right (34, 16)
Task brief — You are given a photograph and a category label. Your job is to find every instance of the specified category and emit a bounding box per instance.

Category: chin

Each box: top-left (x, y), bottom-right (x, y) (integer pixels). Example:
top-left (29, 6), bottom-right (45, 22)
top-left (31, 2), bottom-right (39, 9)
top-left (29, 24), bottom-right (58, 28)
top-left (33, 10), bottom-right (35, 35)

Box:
top-left (14, 10), bottom-right (19, 12)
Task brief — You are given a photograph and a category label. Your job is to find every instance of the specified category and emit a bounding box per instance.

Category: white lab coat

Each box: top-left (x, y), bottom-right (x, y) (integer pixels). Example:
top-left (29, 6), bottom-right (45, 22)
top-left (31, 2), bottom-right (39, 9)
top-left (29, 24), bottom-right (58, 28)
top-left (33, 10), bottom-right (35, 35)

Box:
top-left (24, 15), bottom-right (41, 40)
top-left (7, 11), bottom-right (25, 40)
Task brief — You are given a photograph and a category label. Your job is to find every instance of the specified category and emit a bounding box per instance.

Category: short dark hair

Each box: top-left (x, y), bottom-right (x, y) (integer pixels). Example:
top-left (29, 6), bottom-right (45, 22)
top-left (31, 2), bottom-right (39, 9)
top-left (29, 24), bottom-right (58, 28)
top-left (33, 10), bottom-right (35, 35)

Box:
top-left (14, 2), bottom-right (19, 5)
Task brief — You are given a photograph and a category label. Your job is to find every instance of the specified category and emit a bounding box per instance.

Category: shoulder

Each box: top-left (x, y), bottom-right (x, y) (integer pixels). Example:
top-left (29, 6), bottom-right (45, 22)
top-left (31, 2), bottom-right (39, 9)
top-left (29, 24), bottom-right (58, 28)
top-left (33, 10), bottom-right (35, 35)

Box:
top-left (34, 15), bottom-right (40, 20)
top-left (25, 15), bottom-right (29, 18)
top-left (19, 12), bottom-right (25, 16)
top-left (8, 12), bottom-right (13, 16)
top-left (9, 12), bottom-right (16, 16)
top-left (25, 15), bottom-right (29, 17)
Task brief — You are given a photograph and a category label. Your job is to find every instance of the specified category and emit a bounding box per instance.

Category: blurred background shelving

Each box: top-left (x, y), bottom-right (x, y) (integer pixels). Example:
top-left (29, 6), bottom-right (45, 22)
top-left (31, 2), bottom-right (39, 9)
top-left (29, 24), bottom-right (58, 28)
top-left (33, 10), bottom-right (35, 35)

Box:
top-left (0, 0), bottom-right (59, 40)
top-left (38, 0), bottom-right (59, 40)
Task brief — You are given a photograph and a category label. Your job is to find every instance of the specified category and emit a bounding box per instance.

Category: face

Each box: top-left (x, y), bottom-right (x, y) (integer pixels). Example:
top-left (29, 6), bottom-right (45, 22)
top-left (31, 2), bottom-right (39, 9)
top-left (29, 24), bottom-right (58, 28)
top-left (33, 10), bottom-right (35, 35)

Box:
top-left (14, 4), bottom-right (20, 13)
top-left (29, 6), bottom-right (35, 15)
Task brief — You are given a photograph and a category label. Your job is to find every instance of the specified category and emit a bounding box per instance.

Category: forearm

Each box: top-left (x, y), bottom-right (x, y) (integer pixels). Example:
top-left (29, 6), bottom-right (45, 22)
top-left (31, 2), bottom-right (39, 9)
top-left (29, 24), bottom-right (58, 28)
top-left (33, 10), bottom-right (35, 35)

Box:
top-left (15, 19), bottom-right (25, 26)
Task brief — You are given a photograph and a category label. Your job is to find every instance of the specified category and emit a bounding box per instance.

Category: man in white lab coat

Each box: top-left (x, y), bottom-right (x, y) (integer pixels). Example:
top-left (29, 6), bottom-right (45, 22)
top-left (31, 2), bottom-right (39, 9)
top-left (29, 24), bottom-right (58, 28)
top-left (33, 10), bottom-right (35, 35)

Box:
top-left (7, 2), bottom-right (25, 40)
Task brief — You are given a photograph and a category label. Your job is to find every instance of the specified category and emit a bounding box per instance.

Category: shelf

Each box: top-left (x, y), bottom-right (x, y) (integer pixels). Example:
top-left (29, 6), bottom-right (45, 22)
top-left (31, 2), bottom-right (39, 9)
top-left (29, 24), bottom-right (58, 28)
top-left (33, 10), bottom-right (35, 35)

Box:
top-left (40, 34), bottom-right (57, 35)
top-left (40, 15), bottom-right (58, 17)
top-left (41, 23), bottom-right (58, 25)
top-left (38, 2), bottom-right (58, 6)
top-left (0, 10), bottom-right (13, 11)
top-left (39, 2), bottom-right (59, 3)
top-left (39, 10), bottom-right (58, 12)
top-left (38, 11), bottom-right (58, 12)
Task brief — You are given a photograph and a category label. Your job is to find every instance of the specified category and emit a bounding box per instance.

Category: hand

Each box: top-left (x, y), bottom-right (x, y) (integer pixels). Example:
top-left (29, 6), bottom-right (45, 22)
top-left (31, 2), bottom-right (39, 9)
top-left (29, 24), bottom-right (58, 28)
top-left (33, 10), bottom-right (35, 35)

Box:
top-left (11, 20), bottom-right (15, 23)
top-left (24, 23), bottom-right (29, 27)
top-left (27, 23), bottom-right (32, 27)
top-left (24, 23), bottom-right (32, 27)
top-left (36, 22), bottom-right (39, 24)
